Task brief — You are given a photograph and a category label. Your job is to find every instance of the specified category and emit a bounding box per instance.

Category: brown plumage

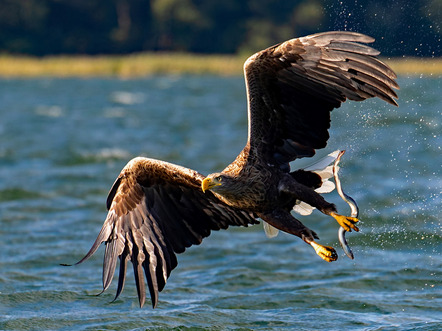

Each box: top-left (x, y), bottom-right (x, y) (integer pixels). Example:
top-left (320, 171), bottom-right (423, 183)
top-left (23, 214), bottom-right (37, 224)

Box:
top-left (71, 31), bottom-right (398, 308)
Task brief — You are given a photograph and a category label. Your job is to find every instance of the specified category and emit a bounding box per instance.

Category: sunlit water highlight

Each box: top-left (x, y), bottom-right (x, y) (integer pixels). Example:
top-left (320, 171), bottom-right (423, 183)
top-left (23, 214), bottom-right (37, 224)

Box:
top-left (0, 76), bottom-right (440, 330)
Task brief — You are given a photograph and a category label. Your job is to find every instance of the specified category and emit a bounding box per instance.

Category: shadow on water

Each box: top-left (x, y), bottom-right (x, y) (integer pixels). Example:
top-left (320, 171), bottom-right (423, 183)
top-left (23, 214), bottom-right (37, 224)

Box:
top-left (0, 75), bottom-right (440, 330)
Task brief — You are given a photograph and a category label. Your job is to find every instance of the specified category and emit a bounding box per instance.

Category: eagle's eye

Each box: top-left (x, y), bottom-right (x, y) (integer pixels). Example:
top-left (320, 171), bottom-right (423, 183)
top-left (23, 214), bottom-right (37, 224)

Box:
top-left (215, 175), bottom-right (223, 182)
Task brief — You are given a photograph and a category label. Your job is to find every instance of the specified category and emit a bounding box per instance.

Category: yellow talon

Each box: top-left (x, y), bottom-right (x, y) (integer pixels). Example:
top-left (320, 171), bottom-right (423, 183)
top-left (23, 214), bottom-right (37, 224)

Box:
top-left (310, 241), bottom-right (338, 262)
top-left (331, 212), bottom-right (360, 232)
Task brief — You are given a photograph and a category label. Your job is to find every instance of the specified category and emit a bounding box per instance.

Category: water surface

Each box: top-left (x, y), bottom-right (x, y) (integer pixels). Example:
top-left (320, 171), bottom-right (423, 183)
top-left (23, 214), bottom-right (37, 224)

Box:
top-left (0, 75), bottom-right (440, 330)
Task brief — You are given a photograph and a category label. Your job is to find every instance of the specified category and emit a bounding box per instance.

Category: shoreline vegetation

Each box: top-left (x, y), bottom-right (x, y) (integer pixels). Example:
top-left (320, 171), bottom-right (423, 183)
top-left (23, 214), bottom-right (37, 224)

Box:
top-left (0, 53), bottom-right (440, 78)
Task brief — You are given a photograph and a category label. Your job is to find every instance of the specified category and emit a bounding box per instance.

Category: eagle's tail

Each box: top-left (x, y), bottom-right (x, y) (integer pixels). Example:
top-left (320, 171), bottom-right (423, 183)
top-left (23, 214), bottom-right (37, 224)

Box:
top-left (263, 150), bottom-right (341, 238)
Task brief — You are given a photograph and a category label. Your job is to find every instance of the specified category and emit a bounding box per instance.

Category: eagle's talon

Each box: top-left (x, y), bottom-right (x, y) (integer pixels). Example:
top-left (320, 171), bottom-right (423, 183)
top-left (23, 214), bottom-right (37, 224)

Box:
top-left (331, 212), bottom-right (359, 232)
top-left (310, 242), bottom-right (338, 262)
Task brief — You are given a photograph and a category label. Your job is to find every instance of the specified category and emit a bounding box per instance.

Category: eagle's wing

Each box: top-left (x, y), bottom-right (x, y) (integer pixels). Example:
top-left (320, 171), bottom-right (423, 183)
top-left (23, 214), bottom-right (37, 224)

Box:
top-left (74, 157), bottom-right (257, 308)
top-left (244, 31), bottom-right (399, 168)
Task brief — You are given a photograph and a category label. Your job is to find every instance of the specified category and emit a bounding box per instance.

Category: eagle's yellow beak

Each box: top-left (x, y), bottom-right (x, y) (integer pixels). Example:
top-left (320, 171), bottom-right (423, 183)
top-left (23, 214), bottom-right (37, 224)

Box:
top-left (201, 177), bottom-right (221, 193)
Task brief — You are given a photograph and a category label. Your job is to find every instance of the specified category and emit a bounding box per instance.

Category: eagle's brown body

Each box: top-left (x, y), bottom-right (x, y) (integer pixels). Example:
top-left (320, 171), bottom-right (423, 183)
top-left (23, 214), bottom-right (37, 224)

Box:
top-left (72, 31), bottom-right (399, 308)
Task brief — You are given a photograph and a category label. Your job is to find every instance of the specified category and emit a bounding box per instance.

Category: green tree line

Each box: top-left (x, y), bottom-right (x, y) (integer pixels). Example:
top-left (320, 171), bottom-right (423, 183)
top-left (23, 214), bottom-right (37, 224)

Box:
top-left (0, 0), bottom-right (440, 57)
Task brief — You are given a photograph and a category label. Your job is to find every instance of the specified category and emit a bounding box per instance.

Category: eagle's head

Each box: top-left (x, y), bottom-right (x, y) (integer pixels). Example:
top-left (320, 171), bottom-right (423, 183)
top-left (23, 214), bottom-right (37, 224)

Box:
top-left (201, 170), bottom-right (264, 210)
top-left (201, 173), bottom-right (231, 194)
top-left (202, 171), bottom-right (248, 196)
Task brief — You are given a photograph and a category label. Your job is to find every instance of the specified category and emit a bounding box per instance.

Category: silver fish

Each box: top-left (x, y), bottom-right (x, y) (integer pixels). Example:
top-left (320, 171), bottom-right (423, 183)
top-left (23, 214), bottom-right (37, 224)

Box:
top-left (333, 150), bottom-right (359, 259)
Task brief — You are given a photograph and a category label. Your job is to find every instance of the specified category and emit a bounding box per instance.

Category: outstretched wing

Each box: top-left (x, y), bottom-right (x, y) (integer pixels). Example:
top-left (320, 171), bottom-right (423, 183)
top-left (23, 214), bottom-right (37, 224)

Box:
top-left (244, 31), bottom-right (399, 169)
top-left (74, 157), bottom-right (257, 308)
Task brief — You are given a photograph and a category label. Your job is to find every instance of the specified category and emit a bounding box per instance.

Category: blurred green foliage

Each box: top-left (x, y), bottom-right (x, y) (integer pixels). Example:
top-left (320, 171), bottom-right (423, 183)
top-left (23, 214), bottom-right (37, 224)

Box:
top-left (0, 0), bottom-right (439, 56)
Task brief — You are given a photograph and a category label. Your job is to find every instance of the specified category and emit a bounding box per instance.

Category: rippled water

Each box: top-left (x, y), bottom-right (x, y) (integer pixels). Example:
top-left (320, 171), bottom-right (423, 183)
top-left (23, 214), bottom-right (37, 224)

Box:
top-left (0, 75), bottom-right (440, 330)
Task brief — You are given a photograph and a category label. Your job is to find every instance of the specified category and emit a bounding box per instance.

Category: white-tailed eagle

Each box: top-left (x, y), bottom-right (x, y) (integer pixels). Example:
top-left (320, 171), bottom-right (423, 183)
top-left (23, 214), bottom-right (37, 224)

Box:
top-left (69, 31), bottom-right (398, 308)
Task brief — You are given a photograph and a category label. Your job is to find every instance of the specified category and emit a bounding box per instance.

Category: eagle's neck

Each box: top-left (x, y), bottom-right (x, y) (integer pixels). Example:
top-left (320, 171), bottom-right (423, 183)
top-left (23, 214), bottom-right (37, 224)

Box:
top-left (216, 143), bottom-right (274, 211)
top-left (222, 143), bottom-right (255, 176)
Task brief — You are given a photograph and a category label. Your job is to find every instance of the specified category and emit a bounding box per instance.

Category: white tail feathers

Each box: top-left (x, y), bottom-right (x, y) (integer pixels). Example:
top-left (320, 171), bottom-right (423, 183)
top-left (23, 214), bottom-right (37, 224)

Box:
top-left (263, 150), bottom-right (341, 239)
top-left (304, 150), bottom-right (340, 172)
top-left (292, 150), bottom-right (340, 215)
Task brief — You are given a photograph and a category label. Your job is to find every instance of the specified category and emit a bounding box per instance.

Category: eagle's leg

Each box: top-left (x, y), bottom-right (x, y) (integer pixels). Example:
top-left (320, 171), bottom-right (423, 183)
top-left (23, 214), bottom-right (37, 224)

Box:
top-left (258, 209), bottom-right (338, 262)
top-left (279, 175), bottom-right (359, 232)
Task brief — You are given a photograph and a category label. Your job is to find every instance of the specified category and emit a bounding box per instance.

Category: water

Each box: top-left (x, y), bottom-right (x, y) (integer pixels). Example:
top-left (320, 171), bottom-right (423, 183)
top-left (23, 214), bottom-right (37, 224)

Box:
top-left (0, 75), bottom-right (440, 330)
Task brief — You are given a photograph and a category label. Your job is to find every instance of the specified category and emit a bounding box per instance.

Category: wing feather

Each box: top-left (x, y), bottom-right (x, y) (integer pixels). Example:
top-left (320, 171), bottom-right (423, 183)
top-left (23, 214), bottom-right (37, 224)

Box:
top-left (75, 157), bottom-right (257, 308)
top-left (301, 31), bottom-right (375, 44)
top-left (132, 242), bottom-right (146, 308)
top-left (102, 235), bottom-right (121, 292)
top-left (73, 219), bottom-right (113, 265)
top-left (113, 248), bottom-right (129, 302)
top-left (244, 31), bottom-right (399, 169)
top-left (325, 41), bottom-right (380, 56)
top-left (142, 233), bottom-right (160, 308)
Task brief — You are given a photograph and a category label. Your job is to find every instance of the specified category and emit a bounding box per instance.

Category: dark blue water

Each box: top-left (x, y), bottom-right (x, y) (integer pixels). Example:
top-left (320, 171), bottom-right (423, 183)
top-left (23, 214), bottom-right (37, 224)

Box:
top-left (0, 75), bottom-right (440, 330)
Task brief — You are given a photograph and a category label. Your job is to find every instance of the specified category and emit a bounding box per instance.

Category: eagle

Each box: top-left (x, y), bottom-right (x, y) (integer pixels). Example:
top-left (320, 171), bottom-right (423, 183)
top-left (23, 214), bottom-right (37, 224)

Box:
top-left (70, 31), bottom-right (399, 308)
